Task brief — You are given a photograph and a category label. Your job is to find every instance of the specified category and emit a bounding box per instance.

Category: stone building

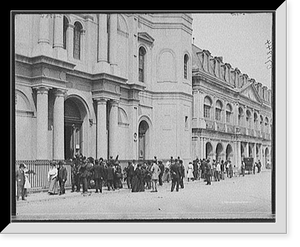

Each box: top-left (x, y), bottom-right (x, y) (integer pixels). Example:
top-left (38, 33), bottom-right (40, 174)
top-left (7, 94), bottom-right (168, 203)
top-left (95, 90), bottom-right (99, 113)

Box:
top-left (14, 13), bottom-right (272, 191)
top-left (14, 13), bottom-right (193, 167)
top-left (191, 44), bottom-right (272, 169)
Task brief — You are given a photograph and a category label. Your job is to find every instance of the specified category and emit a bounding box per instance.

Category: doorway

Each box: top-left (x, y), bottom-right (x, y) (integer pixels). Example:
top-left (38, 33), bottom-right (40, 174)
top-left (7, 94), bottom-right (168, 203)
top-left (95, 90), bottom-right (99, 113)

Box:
top-left (138, 120), bottom-right (149, 160)
top-left (64, 98), bottom-right (83, 159)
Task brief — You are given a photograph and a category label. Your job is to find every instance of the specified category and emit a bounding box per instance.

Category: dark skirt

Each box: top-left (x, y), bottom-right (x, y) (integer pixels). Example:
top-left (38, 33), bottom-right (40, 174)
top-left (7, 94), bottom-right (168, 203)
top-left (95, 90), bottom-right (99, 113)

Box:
top-left (131, 176), bottom-right (139, 192)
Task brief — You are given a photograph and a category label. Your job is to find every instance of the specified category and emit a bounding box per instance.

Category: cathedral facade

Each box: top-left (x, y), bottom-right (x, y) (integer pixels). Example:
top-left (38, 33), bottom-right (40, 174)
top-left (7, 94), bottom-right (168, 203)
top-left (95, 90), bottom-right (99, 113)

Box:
top-left (14, 13), bottom-right (272, 182)
top-left (14, 13), bottom-right (193, 165)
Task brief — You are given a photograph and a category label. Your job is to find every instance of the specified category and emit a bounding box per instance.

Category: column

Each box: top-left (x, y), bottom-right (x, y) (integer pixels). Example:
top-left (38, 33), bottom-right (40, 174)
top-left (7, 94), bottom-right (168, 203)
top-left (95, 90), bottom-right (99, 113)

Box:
top-left (33, 14), bottom-right (52, 56)
top-left (253, 143), bottom-right (257, 163)
top-left (53, 14), bottom-right (63, 49)
top-left (53, 14), bottom-right (67, 60)
top-left (98, 14), bottom-right (108, 62)
top-left (236, 140), bottom-right (241, 168)
top-left (38, 14), bottom-right (50, 45)
top-left (245, 142), bottom-right (249, 158)
top-left (109, 100), bottom-right (119, 158)
top-left (109, 14), bottom-right (118, 69)
top-left (200, 137), bottom-right (204, 159)
top-left (53, 88), bottom-right (66, 160)
top-left (35, 86), bottom-right (50, 160)
top-left (66, 23), bottom-right (74, 58)
top-left (96, 98), bottom-right (108, 159)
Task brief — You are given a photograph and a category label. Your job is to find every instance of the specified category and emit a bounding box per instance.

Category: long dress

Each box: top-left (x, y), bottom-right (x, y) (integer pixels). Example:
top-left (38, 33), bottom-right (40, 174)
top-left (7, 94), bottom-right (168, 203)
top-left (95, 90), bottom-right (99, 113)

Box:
top-left (48, 167), bottom-right (58, 194)
top-left (187, 163), bottom-right (194, 179)
top-left (131, 168), bottom-right (140, 192)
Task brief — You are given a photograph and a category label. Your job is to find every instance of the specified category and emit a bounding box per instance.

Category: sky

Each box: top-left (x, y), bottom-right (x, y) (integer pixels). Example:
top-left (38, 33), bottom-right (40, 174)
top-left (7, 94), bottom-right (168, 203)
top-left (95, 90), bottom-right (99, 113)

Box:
top-left (191, 13), bottom-right (273, 89)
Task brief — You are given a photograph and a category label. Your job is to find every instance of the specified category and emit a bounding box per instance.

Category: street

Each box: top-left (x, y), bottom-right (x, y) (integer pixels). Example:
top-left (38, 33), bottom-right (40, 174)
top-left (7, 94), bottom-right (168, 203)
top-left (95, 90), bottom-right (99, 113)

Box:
top-left (14, 170), bottom-right (273, 221)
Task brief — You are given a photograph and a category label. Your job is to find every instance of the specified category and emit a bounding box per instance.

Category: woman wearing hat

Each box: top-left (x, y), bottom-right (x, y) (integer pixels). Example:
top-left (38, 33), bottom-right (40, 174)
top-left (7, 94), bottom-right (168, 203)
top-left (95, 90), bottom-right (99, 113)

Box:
top-left (23, 164), bottom-right (31, 197)
top-left (16, 163), bottom-right (26, 200)
top-left (47, 162), bottom-right (58, 195)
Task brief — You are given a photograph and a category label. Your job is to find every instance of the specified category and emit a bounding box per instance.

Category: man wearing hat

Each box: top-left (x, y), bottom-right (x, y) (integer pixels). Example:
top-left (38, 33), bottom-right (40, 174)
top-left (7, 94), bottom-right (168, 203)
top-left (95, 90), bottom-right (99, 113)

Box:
top-left (57, 161), bottom-right (68, 195)
top-left (16, 163), bottom-right (26, 200)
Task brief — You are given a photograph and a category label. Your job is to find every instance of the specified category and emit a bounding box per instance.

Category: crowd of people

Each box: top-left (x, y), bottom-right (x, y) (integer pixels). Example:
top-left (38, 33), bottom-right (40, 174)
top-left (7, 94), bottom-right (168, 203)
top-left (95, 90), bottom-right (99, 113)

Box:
top-left (15, 154), bottom-right (263, 199)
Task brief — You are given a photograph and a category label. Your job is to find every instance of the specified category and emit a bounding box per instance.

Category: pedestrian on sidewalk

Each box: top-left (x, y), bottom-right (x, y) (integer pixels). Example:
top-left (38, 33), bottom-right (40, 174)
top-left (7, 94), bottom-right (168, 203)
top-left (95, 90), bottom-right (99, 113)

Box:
top-left (16, 163), bottom-right (26, 200)
top-left (216, 161), bottom-right (221, 181)
top-left (106, 163), bottom-right (115, 191)
top-left (158, 160), bottom-right (164, 186)
top-left (57, 161), bottom-right (68, 195)
top-left (187, 162), bottom-right (194, 182)
top-left (205, 160), bottom-right (212, 185)
top-left (179, 160), bottom-right (185, 188)
top-left (151, 161), bottom-right (161, 192)
top-left (23, 164), bottom-right (31, 197)
top-left (170, 159), bottom-right (181, 192)
top-left (93, 158), bottom-right (105, 193)
top-left (47, 162), bottom-right (58, 195)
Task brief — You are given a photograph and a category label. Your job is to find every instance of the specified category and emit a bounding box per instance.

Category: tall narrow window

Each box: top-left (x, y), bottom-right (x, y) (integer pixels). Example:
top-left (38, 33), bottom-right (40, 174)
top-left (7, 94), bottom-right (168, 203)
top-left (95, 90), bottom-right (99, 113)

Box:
top-left (215, 100), bottom-right (223, 121)
top-left (226, 104), bottom-right (232, 123)
top-left (73, 22), bottom-right (83, 60)
top-left (63, 16), bottom-right (69, 50)
top-left (238, 107), bottom-right (244, 126)
top-left (246, 110), bottom-right (251, 128)
top-left (184, 54), bottom-right (189, 79)
top-left (204, 96), bottom-right (212, 119)
top-left (139, 47), bottom-right (146, 82)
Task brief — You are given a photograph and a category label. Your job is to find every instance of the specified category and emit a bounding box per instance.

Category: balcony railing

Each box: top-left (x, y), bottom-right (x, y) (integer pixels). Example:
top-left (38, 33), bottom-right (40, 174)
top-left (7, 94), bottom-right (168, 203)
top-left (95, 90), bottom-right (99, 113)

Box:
top-left (216, 122), bottom-right (225, 132)
top-left (226, 124), bottom-right (235, 134)
top-left (205, 119), bottom-right (215, 130)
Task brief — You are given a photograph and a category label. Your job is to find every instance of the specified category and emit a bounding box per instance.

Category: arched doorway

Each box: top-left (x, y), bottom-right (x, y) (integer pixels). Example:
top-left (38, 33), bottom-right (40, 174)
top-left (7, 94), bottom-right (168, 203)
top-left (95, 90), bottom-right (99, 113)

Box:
top-left (216, 143), bottom-right (223, 162)
top-left (205, 142), bottom-right (213, 160)
top-left (64, 97), bottom-right (86, 159)
top-left (226, 144), bottom-right (233, 161)
top-left (138, 120), bottom-right (149, 160)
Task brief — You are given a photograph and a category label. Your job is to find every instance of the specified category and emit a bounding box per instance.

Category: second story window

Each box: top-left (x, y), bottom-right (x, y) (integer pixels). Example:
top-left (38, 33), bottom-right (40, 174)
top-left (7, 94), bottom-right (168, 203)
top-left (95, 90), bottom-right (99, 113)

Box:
top-left (204, 96), bottom-right (212, 119)
top-left (215, 100), bottom-right (223, 121)
top-left (139, 47), bottom-right (146, 82)
top-left (73, 22), bottom-right (83, 60)
top-left (184, 54), bottom-right (189, 79)
top-left (63, 16), bottom-right (69, 50)
top-left (226, 104), bottom-right (232, 123)
top-left (238, 107), bottom-right (244, 126)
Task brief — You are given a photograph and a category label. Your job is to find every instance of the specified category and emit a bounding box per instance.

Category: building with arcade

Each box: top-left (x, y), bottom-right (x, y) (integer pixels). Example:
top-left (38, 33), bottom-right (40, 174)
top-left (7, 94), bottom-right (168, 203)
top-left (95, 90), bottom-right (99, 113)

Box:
top-left (191, 44), bottom-right (272, 169)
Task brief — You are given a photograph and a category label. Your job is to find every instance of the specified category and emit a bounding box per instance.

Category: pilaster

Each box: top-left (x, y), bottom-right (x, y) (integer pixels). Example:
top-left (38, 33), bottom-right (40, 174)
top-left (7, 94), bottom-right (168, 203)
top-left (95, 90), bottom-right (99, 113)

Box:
top-left (53, 88), bottom-right (67, 160)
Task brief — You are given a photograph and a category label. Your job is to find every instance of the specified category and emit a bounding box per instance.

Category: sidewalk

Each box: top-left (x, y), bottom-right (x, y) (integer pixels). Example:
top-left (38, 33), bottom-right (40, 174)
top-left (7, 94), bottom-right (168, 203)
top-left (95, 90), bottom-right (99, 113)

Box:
top-left (16, 170), bottom-right (271, 204)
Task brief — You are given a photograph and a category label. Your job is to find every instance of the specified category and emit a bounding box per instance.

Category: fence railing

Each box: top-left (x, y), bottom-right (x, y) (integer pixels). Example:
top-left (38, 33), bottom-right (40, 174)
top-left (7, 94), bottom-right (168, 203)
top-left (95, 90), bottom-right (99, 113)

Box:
top-left (15, 160), bottom-right (72, 191)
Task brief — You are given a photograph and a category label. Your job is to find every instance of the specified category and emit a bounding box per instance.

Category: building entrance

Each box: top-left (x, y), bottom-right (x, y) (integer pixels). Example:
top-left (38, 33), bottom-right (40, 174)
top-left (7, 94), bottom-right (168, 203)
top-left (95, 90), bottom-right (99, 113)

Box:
top-left (64, 98), bottom-right (83, 159)
top-left (138, 120), bottom-right (149, 160)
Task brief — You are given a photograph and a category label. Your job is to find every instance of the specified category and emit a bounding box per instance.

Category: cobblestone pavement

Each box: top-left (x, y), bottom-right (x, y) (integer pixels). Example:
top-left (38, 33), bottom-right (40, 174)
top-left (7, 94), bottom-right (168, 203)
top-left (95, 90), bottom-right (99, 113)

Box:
top-left (14, 170), bottom-right (273, 221)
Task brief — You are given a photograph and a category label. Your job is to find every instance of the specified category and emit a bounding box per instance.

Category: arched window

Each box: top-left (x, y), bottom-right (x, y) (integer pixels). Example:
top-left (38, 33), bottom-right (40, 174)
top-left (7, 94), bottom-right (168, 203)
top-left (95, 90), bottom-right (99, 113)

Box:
top-left (254, 112), bottom-right (258, 129)
top-left (73, 22), bottom-right (83, 60)
top-left (246, 110), bottom-right (252, 128)
top-left (226, 103), bottom-right (232, 123)
top-left (238, 107), bottom-right (244, 126)
top-left (184, 54), bottom-right (189, 79)
top-left (63, 16), bottom-right (69, 50)
top-left (265, 117), bottom-right (269, 133)
top-left (260, 115), bottom-right (264, 132)
top-left (139, 47), bottom-right (146, 82)
top-left (215, 100), bottom-right (223, 121)
top-left (204, 96), bottom-right (212, 119)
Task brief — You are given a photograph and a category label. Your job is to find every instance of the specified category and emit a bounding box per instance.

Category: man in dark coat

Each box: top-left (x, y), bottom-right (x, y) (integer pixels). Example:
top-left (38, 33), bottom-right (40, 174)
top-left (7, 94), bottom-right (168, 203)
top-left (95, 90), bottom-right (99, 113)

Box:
top-left (205, 160), bottom-right (212, 185)
top-left (125, 162), bottom-right (134, 189)
top-left (57, 161), bottom-right (68, 195)
top-left (179, 160), bottom-right (185, 189)
top-left (93, 159), bottom-right (105, 193)
top-left (16, 163), bottom-right (26, 200)
top-left (106, 163), bottom-right (115, 191)
top-left (158, 160), bottom-right (164, 186)
top-left (170, 159), bottom-right (181, 192)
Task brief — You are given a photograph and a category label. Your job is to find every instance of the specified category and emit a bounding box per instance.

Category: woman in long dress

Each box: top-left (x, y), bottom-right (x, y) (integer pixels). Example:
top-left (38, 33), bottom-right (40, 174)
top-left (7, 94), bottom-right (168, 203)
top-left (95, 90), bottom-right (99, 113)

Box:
top-left (48, 162), bottom-right (58, 195)
top-left (187, 162), bottom-right (194, 182)
top-left (131, 164), bottom-right (141, 192)
top-left (23, 164), bottom-right (31, 197)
